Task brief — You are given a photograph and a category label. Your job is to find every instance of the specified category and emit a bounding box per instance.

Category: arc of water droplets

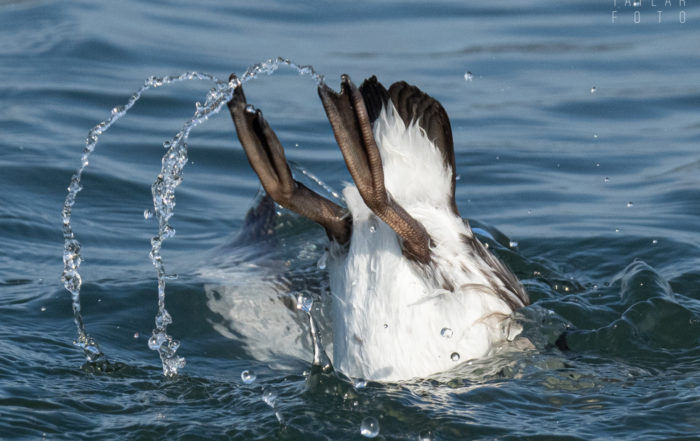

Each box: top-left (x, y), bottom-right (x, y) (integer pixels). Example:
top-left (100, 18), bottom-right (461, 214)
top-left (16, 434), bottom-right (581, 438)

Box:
top-left (61, 57), bottom-right (325, 376)
top-left (290, 162), bottom-right (341, 201)
top-left (148, 58), bottom-right (324, 376)
top-left (61, 71), bottom-right (221, 364)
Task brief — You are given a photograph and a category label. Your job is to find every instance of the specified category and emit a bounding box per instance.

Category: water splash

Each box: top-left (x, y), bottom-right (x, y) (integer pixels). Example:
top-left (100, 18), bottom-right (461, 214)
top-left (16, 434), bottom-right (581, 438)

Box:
top-left (61, 71), bottom-right (220, 365)
top-left (146, 73), bottom-right (237, 375)
top-left (295, 292), bottom-right (331, 368)
top-left (61, 57), bottom-right (326, 375)
top-left (240, 56), bottom-right (325, 86)
top-left (317, 251), bottom-right (328, 270)
top-left (262, 387), bottom-right (278, 407)
top-left (150, 57), bottom-right (323, 376)
top-left (290, 162), bottom-right (341, 200)
top-left (418, 430), bottom-right (435, 441)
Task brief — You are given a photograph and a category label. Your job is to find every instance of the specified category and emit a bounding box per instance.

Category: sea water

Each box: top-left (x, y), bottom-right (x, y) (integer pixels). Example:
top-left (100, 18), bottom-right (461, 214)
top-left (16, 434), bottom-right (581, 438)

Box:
top-left (1, 0), bottom-right (699, 439)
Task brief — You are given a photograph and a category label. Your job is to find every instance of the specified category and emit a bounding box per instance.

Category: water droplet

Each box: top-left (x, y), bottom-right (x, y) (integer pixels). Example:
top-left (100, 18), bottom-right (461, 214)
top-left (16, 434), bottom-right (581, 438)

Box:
top-left (245, 104), bottom-right (256, 114)
top-left (450, 352), bottom-right (460, 362)
top-left (317, 251), bottom-right (328, 270)
top-left (370, 257), bottom-right (379, 273)
top-left (354, 379), bottom-right (368, 389)
top-left (633, 0), bottom-right (641, 6)
top-left (360, 416), bottom-right (380, 438)
top-left (455, 174), bottom-right (461, 181)
top-left (155, 309), bottom-right (172, 328)
top-left (383, 323), bottom-right (388, 329)
top-left (295, 143), bottom-right (299, 147)
top-left (596, 163), bottom-right (600, 167)
top-left (627, 201), bottom-right (634, 207)
top-left (440, 327), bottom-right (453, 338)
top-left (262, 387), bottom-right (278, 407)
top-left (162, 225), bottom-right (176, 239)
top-left (67, 181), bottom-right (83, 193)
top-left (295, 292), bottom-right (313, 313)
top-left (144, 209), bottom-right (153, 219)
top-left (604, 177), bottom-right (610, 183)
top-left (133, 332), bottom-right (139, 339)
top-left (652, 239), bottom-right (658, 244)
top-left (40, 306), bottom-right (46, 312)
top-left (241, 369), bottom-right (256, 384)
top-left (464, 71), bottom-right (473, 82)
top-left (148, 333), bottom-right (166, 350)
top-left (163, 140), bottom-right (172, 149)
top-left (615, 228), bottom-right (620, 233)
top-left (593, 133), bottom-right (599, 139)
top-left (590, 86), bottom-right (597, 93)
top-left (509, 240), bottom-right (518, 248)
top-left (418, 430), bottom-right (434, 441)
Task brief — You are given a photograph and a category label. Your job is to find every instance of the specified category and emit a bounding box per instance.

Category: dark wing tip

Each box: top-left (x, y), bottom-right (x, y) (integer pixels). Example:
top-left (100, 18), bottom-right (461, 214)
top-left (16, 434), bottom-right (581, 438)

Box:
top-left (359, 76), bottom-right (389, 124)
top-left (388, 81), bottom-right (451, 139)
top-left (388, 81), bottom-right (457, 214)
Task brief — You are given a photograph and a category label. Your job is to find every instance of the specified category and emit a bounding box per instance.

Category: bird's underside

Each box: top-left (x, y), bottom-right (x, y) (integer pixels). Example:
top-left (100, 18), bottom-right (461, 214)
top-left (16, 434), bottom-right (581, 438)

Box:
top-left (226, 74), bottom-right (529, 380)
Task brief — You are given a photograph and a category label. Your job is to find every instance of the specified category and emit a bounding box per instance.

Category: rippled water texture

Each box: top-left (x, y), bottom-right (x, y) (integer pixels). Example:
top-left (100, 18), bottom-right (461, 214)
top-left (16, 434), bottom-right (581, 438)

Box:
top-left (1, 1), bottom-right (699, 440)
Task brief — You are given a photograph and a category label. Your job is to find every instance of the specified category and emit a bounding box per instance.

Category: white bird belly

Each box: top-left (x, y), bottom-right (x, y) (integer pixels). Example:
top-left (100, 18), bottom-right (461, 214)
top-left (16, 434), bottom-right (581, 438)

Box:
top-left (328, 186), bottom-right (514, 381)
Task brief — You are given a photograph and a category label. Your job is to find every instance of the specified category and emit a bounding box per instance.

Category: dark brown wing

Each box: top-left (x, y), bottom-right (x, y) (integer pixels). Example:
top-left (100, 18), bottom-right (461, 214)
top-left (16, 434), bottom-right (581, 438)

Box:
top-left (358, 76), bottom-right (389, 125)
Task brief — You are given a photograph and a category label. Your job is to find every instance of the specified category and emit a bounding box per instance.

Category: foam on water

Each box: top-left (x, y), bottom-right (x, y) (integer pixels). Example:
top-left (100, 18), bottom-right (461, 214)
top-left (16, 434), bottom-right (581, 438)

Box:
top-left (61, 57), bottom-right (326, 376)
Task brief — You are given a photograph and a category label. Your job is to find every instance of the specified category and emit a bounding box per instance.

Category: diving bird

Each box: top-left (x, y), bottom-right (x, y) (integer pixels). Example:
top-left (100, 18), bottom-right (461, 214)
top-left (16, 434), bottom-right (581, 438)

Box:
top-left (227, 74), bottom-right (529, 381)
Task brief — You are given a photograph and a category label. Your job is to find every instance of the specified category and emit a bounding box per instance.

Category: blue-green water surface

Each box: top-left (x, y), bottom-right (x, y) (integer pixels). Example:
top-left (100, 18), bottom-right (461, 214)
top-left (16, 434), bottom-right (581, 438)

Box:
top-left (1, 1), bottom-right (699, 439)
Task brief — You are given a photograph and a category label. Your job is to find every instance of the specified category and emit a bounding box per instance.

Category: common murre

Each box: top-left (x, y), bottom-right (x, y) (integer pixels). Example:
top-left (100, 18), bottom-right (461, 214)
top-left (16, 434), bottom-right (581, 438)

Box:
top-left (227, 74), bottom-right (529, 381)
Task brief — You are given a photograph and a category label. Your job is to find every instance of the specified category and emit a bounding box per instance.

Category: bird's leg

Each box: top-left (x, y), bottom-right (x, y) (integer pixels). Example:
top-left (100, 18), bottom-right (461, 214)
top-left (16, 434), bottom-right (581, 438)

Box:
top-left (318, 75), bottom-right (432, 264)
top-left (228, 76), bottom-right (350, 244)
